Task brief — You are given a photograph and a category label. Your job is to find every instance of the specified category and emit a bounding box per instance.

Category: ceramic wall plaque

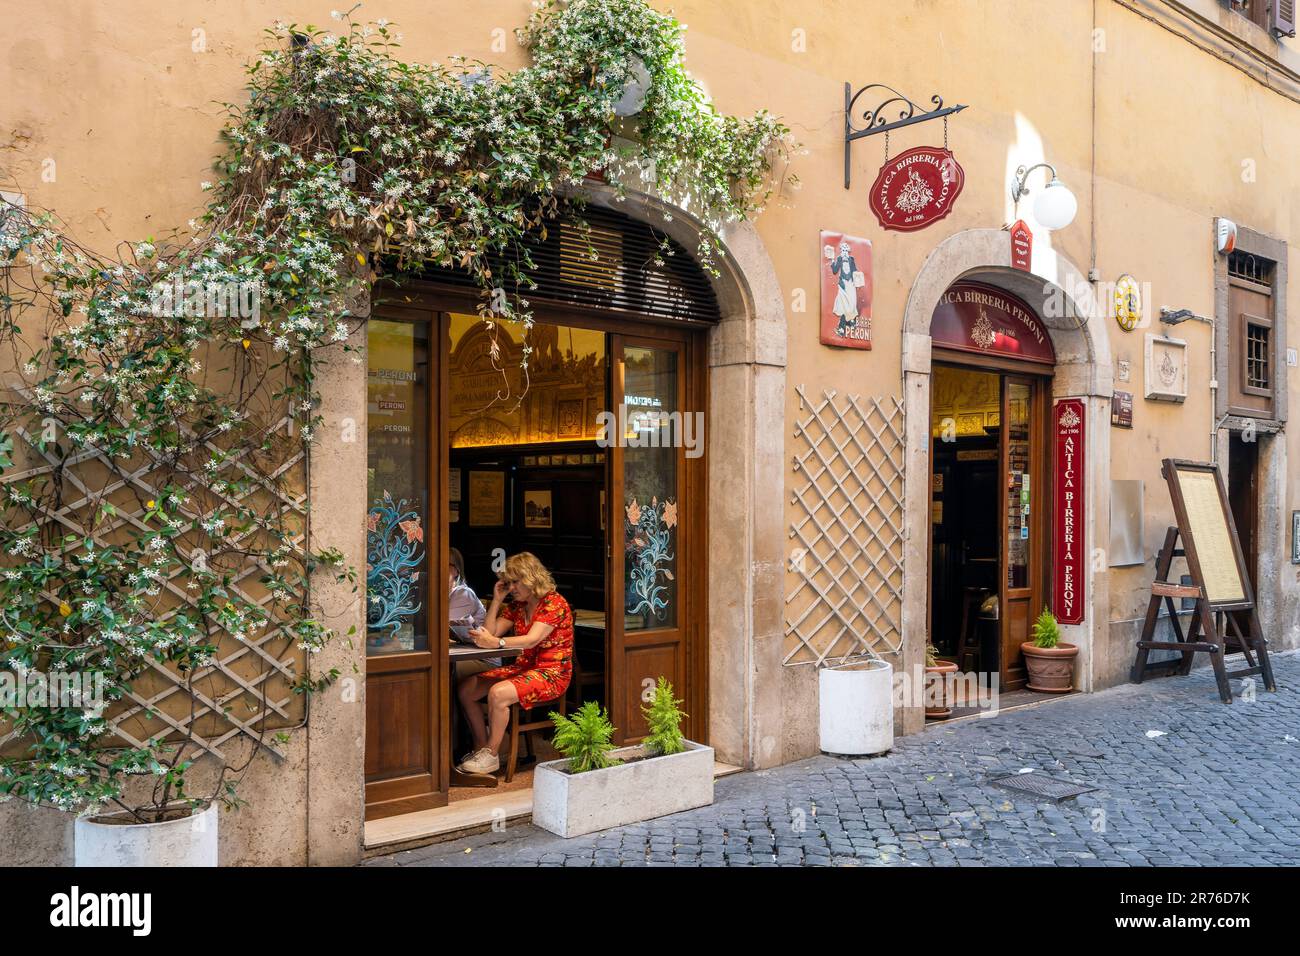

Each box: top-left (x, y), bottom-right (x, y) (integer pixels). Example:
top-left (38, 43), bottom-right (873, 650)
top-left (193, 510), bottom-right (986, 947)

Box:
top-left (1144, 334), bottom-right (1188, 403)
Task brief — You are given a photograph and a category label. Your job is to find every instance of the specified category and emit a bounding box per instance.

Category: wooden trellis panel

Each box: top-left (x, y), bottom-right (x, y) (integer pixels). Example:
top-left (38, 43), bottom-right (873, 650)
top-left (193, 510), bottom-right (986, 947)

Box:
top-left (1, 388), bottom-right (308, 761)
top-left (784, 386), bottom-right (905, 666)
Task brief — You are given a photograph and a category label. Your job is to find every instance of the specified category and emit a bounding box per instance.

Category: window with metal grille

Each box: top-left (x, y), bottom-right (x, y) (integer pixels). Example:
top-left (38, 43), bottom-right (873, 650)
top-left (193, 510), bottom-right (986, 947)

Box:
top-left (1228, 250), bottom-right (1274, 285)
top-left (389, 203), bottom-right (721, 325)
top-left (1246, 321), bottom-right (1271, 390)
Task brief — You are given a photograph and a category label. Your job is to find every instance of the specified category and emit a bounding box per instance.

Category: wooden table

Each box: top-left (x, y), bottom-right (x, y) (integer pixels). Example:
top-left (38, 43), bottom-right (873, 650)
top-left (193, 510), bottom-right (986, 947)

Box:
top-left (449, 643), bottom-right (521, 788)
top-left (450, 644), bottom-right (522, 663)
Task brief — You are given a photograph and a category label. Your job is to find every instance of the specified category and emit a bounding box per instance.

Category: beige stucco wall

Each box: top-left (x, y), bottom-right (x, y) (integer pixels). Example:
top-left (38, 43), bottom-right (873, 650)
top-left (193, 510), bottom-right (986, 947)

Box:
top-left (2, 0), bottom-right (1297, 865)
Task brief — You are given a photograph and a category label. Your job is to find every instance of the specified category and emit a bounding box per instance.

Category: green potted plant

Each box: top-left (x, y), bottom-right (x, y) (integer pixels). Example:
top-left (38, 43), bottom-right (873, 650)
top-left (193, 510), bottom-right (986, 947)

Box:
top-left (924, 642), bottom-right (959, 718)
top-left (532, 679), bottom-right (714, 838)
top-left (548, 700), bottom-right (620, 773)
top-left (1021, 608), bottom-right (1078, 693)
top-left (641, 675), bottom-right (688, 757)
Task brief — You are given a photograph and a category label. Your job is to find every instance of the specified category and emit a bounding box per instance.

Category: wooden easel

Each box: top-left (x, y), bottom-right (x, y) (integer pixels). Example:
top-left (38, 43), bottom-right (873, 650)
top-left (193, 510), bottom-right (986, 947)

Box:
top-left (1131, 460), bottom-right (1276, 703)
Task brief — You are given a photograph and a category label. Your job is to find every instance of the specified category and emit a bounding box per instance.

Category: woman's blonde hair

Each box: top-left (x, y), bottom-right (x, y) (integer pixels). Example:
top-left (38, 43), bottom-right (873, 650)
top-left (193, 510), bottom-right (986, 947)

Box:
top-left (501, 552), bottom-right (555, 597)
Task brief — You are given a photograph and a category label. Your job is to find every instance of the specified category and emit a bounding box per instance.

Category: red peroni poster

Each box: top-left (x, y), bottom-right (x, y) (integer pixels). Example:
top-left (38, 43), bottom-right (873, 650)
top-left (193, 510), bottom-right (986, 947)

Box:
top-left (819, 230), bottom-right (873, 350)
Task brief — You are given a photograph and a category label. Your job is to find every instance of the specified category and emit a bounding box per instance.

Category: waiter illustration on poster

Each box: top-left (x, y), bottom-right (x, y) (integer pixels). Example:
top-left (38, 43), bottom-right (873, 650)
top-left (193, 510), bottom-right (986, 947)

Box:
top-left (819, 230), bottom-right (872, 349)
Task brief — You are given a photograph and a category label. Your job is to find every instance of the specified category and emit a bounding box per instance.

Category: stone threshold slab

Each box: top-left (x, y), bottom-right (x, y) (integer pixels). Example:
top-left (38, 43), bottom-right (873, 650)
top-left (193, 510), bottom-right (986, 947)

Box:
top-left (364, 760), bottom-right (744, 858)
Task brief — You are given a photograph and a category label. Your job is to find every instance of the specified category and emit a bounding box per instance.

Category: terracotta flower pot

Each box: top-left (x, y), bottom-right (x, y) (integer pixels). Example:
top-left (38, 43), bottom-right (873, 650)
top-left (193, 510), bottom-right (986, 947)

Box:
top-left (1020, 641), bottom-right (1078, 693)
top-left (924, 661), bottom-right (959, 717)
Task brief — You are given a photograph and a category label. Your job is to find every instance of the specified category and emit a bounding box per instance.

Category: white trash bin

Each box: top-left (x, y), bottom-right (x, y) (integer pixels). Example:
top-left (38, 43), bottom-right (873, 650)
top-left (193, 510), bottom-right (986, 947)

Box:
top-left (819, 658), bottom-right (894, 756)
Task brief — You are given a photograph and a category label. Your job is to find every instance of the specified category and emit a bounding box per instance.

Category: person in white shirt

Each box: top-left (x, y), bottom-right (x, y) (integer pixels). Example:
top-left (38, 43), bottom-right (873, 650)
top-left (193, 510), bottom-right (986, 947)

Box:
top-left (449, 548), bottom-right (493, 666)
top-left (449, 547), bottom-right (486, 630)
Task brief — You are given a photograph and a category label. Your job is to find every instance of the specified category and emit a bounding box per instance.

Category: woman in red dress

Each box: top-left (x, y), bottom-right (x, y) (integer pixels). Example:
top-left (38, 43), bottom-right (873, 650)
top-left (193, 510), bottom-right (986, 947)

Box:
top-left (456, 552), bottom-right (573, 775)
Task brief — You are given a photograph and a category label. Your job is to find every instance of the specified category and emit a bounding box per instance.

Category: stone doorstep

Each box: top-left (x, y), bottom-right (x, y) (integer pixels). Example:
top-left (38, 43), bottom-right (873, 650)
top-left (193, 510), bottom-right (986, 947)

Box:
top-left (923, 687), bottom-right (1083, 727)
top-left (362, 760), bottom-right (744, 860)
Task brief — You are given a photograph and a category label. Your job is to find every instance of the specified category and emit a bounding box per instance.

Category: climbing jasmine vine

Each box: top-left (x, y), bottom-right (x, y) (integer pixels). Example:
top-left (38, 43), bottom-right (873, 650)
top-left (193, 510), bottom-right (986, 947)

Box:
top-left (0, 0), bottom-right (789, 819)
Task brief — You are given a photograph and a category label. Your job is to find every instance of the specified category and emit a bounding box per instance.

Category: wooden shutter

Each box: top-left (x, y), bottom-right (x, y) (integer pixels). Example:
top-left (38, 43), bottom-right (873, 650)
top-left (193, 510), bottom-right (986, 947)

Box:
top-left (396, 204), bottom-right (722, 327)
top-left (1275, 0), bottom-right (1297, 36)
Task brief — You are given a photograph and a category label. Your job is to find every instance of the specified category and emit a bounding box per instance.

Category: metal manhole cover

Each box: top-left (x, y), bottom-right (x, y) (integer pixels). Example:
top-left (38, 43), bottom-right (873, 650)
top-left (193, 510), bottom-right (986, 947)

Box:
top-left (990, 773), bottom-right (1096, 801)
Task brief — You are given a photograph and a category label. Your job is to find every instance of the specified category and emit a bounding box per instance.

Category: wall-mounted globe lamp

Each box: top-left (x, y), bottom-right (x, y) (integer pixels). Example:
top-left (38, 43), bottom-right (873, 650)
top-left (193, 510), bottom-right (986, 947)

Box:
top-left (1010, 162), bottom-right (1078, 230)
top-left (613, 57), bottom-right (652, 117)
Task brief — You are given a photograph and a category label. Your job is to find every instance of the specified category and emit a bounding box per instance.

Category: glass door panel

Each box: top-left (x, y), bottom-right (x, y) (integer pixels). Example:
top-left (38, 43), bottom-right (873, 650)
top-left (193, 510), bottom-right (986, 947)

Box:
top-left (608, 335), bottom-right (691, 744)
top-left (366, 319), bottom-right (431, 655)
top-left (621, 345), bottom-right (680, 632)
top-left (1000, 375), bottom-right (1041, 691)
top-left (1005, 381), bottom-right (1031, 591)
top-left (364, 313), bottom-right (446, 820)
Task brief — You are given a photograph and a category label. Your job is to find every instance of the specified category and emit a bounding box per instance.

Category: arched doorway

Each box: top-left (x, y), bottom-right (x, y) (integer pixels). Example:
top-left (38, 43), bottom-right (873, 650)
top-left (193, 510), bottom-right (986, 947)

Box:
top-left (358, 192), bottom-right (789, 820)
top-left (927, 281), bottom-right (1056, 691)
top-left (899, 229), bottom-right (1113, 732)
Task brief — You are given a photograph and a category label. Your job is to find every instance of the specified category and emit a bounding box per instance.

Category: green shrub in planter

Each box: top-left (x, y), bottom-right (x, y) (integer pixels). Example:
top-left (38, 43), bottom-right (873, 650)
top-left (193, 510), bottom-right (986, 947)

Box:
top-left (549, 701), bottom-right (619, 774)
top-left (641, 676), bottom-right (686, 757)
top-left (1031, 608), bottom-right (1061, 648)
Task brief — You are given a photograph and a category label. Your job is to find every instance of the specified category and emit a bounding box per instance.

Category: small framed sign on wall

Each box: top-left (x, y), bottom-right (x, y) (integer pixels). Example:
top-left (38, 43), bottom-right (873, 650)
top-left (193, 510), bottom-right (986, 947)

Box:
top-left (819, 230), bottom-right (873, 350)
top-left (1292, 511), bottom-right (1300, 563)
top-left (1144, 334), bottom-right (1188, 403)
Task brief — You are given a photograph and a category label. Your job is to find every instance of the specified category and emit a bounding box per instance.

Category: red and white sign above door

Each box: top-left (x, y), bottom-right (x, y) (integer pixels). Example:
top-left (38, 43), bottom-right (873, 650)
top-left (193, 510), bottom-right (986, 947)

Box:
top-left (930, 282), bottom-right (1056, 364)
top-left (1053, 399), bottom-right (1086, 626)
top-left (1009, 219), bottom-right (1033, 271)
top-left (868, 146), bottom-right (965, 232)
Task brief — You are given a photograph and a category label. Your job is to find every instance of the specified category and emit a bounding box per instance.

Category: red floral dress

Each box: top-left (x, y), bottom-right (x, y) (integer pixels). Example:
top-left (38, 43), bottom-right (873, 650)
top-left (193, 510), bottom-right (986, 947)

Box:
top-left (479, 591), bottom-right (573, 709)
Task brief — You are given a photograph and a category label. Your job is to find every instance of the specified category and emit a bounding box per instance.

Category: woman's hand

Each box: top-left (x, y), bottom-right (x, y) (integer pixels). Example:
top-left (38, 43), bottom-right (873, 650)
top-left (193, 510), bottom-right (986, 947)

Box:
top-left (492, 579), bottom-right (511, 603)
top-left (468, 626), bottom-right (499, 650)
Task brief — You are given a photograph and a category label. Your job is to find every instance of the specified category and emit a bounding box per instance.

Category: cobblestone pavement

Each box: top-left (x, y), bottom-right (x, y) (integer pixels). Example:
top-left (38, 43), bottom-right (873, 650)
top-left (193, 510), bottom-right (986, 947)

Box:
top-left (369, 651), bottom-right (1299, 867)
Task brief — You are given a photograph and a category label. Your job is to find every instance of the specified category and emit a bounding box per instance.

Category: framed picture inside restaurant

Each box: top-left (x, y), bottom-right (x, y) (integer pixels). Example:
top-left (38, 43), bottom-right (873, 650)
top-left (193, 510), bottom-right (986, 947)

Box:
top-left (819, 230), bottom-right (873, 350)
top-left (523, 488), bottom-right (553, 530)
top-left (467, 469), bottom-right (506, 527)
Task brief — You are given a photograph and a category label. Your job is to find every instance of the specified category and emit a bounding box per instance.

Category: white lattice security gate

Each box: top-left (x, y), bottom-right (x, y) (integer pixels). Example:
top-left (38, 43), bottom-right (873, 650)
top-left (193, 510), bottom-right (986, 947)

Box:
top-left (784, 386), bottom-right (905, 666)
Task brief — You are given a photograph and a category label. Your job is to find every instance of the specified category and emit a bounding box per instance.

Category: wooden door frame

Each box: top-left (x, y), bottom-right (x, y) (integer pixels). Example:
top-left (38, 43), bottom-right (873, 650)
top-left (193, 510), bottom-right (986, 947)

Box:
top-left (364, 293), bottom-right (711, 818)
top-left (364, 308), bottom-right (450, 820)
top-left (998, 372), bottom-right (1050, 691)
top-left (926, 350), bottom-right (1053, 688)
top-left (606, 329), bottom-right (709, 745)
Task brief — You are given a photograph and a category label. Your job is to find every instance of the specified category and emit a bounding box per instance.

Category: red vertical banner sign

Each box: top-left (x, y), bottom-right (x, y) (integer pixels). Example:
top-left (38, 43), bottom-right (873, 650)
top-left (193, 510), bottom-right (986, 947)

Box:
top-left (1053, 399), bottom-right (1086, 624)
top-left (1009, 219), bottom-right (1033, 272)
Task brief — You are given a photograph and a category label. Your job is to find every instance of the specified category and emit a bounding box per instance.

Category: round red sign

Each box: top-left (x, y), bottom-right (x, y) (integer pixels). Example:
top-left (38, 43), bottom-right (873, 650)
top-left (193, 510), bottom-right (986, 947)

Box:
top-left (868, 146), bottom-right (965, 232)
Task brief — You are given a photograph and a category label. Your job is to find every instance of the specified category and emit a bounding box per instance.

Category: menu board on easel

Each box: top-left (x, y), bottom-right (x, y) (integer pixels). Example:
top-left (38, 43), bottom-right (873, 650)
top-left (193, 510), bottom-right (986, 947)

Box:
top-left (1164, 460), bottom-right (1249, 608)
top-left (1131, 458), bottom-right (1275, 703)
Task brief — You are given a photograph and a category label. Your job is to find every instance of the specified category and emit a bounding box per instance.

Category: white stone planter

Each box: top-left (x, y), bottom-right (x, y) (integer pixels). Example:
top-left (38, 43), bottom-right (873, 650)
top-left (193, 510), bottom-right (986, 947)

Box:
top-left (819, 658), bottom-right (894, 756)
top-left (532, 740), bottom-right (714, 838)
top-left (74, 802), bottom-right (218, 867)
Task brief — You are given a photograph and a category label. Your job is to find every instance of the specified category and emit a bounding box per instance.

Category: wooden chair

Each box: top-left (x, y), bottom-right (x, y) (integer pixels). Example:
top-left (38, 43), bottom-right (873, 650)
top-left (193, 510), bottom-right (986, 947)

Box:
top-left (956, 587), bottom-right (986, 672)
top-left (565, 629), bottom-right (605, 710)
top-left (504, 693), bottom-right (566, 783)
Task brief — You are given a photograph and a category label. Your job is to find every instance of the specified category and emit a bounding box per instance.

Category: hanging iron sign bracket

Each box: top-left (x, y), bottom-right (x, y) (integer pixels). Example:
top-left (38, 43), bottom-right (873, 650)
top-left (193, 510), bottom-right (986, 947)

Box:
top-left (844, 82), bottom-right (967, 189)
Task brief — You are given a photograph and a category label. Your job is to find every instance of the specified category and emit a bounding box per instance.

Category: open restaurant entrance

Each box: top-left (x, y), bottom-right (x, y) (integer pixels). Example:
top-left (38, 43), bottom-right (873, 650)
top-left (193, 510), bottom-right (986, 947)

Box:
top-left (361, 206), bottom-right (713, 820)
top-left (927, 281), bottom-right (1055, 692)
